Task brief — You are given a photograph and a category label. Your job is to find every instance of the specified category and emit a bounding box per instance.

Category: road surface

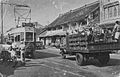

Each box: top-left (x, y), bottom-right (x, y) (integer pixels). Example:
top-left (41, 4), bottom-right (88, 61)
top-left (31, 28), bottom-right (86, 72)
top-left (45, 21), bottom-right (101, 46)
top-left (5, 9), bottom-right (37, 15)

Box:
top-left (0, 47), bottom-right (120, 77)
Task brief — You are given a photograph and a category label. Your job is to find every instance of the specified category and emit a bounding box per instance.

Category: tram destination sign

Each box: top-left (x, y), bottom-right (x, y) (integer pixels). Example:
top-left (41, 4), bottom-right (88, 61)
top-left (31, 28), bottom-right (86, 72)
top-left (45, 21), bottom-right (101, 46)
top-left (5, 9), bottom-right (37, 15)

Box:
top-left (25, 27), bottom-right (34, 32)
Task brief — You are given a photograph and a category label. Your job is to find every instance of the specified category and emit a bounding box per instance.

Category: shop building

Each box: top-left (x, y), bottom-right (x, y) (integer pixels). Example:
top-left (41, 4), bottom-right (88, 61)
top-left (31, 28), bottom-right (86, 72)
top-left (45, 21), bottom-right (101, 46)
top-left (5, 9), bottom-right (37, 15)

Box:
top-left (39, 1), bottom-right (100, 46)
top-left (100, 0), bottom-right (120, 28)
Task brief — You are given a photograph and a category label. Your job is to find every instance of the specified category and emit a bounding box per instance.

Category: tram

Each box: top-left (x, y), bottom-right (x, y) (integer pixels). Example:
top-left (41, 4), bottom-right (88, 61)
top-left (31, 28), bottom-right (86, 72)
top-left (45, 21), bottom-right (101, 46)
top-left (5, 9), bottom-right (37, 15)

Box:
top-left (4, 23), bottom-right (36, 58)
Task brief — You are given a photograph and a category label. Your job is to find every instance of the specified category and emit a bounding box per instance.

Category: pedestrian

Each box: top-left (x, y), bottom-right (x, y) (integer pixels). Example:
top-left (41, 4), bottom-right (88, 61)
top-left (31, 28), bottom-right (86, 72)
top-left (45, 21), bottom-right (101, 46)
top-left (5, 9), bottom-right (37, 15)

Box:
top-left (112, 21), bottom-right (120, 42)
top-left (19, 41), bottom-right (25, 64)
top-left (11, 42), bottom-right (18, 50)
top-left (11, 42), bottom-right (18, 68)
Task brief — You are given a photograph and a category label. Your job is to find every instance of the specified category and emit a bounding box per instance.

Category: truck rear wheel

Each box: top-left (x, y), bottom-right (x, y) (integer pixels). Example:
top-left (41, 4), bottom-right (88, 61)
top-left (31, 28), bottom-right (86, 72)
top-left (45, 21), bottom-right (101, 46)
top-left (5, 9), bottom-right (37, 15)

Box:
top-left (76, 53), bottom-right (86, 66)
top-left (97, 53), bottom-right (110, 66)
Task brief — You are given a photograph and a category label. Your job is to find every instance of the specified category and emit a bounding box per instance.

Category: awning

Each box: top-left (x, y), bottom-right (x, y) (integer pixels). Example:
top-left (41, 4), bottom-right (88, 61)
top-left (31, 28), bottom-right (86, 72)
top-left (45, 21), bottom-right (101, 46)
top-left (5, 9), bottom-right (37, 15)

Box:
top-left (39, 30), bottom-right (66, 38)
top-left (39, 31), bottom-right (47, 38)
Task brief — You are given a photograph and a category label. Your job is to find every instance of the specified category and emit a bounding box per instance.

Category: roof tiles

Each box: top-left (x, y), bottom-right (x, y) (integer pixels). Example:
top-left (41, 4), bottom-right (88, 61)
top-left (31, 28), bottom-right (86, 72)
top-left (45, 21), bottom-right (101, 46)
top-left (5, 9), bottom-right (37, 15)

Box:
top-left (47, 1), bottom-right (99, 28)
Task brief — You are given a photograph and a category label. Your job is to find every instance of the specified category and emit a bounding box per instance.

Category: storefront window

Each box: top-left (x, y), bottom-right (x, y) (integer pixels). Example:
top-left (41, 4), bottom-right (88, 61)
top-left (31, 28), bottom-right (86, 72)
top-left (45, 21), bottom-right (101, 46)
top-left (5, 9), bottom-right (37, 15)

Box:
top-left (26, 32), bottom-right (33, 41)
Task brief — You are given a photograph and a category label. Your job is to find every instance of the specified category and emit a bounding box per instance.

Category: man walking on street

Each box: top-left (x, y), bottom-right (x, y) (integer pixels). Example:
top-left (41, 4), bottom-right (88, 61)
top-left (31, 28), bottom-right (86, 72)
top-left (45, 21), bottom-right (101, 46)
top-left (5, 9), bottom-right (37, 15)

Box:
top-left (19, 41), bottom-right (26, 64)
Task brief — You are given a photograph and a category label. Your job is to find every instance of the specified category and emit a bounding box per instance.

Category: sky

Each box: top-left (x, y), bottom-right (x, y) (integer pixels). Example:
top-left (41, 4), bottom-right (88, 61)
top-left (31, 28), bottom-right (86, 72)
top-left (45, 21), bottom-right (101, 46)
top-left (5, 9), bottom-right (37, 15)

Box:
top-left (0, 0), bottom-right (97, 32)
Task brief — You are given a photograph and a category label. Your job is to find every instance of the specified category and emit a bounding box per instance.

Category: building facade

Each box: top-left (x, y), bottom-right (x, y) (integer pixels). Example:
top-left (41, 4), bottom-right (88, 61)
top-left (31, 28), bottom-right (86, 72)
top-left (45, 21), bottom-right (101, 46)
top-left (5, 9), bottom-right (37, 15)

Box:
top-left (100, 0), bottom-right (120, 25)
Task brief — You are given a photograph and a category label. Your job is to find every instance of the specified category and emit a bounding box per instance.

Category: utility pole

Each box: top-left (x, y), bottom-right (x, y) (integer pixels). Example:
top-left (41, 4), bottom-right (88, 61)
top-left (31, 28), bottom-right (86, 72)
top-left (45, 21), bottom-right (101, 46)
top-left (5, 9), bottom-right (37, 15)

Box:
top-left (1, 2), bottom-right (3, 44)
top-left (0, 2), bottom-right (30, 43)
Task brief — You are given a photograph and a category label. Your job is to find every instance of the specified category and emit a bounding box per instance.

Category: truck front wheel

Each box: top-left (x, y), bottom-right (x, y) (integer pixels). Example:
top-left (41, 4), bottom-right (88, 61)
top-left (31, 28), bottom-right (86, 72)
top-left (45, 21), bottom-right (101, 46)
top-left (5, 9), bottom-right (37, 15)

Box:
top-left (76, 53), bottom-right (86, 66)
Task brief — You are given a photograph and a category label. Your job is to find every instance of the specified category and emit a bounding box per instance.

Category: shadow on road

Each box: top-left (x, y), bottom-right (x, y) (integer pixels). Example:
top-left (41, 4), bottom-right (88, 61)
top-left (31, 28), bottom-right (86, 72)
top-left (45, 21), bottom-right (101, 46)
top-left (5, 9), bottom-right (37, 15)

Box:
top-left (34, 51), bottom-right (60, 59)
top-left (66, 56), bottom-right (120, 67)
top-left (67, 57), bottom-right (76, 61)
top-left (0, 59), bottom-right (31, 77)
top-left (0, 62), bottom-right (17, 77)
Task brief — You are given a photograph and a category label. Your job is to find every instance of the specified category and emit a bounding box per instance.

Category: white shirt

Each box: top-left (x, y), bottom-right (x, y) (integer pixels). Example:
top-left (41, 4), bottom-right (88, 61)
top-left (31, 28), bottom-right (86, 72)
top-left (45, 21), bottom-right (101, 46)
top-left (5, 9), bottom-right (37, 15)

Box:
top-left (12, 42), bottom-right (18, 48)
top-left (19, 43), bottom-right (25, 50)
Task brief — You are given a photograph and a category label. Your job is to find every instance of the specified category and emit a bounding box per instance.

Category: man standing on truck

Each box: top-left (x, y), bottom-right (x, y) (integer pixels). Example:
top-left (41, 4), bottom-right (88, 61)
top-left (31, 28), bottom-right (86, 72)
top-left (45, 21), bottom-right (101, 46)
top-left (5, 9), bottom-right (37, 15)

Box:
top-left (87, 28), bottom-right (94, 43)
top-left (112, 21), bottom-right (120, 42)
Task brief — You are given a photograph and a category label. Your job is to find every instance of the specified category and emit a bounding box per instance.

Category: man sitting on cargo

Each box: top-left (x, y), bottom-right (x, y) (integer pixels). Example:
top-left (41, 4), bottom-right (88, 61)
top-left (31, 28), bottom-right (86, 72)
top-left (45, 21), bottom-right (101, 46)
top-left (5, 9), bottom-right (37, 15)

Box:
top-left (87, 28), bottom-right (94, 43)
top-left (112, 21), bottom-right (120, 42)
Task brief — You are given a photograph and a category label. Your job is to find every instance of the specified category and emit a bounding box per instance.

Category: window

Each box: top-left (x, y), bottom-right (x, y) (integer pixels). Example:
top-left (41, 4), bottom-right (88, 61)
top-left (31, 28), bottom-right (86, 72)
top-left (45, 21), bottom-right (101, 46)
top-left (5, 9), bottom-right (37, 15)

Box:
top-left (108, 7), bottom-right (113, 18)
top-left (15, 35), bottom-right (20, 42)
top-left (104, 9), bottom-right (105, 19)
top-left (57, 26), bottom-right (62, 29)
top-left (118, 5), bottom-right (120, 16)
top-left (26, 32), bottom-right (33, 41)
top-left (104, 8), bottom-right (108, 19)
top-left (34, 33), bottom-right (36, 41)
top-left (20, 32), bottom-right (24, 41)
top-left (104, 5), bottom-right (119, 18)
top-left (11, 35), bottom-right (14, 42)
top-left (93, 9), bottom-right (99, 19)
top-left (114, 6), bottom-right (117, 17)
top-left (63, 24), bottom-right (69, 31)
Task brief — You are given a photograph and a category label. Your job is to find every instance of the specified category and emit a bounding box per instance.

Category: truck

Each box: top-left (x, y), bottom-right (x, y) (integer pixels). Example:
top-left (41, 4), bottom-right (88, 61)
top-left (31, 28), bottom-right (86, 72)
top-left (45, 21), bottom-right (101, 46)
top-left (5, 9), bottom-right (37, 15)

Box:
top-left (60, 27), bottom-right (118, 66)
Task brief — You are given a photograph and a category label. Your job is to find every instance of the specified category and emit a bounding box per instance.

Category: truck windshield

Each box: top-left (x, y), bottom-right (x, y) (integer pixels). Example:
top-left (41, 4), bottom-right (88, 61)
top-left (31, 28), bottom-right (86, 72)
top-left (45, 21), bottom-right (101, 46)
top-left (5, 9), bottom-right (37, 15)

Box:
top-left (26, 32), bottom-right (33, 41)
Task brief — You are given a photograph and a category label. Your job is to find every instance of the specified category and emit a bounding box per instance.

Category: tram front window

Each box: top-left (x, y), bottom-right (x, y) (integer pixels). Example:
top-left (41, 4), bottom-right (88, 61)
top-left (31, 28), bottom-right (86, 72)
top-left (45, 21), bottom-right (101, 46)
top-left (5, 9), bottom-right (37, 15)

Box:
top-left (15, 35), bottom-right (20, 42)
top-left (11, 36), bottom-right (14, 42)
top-left (26, 32), bottom-right (33, 41)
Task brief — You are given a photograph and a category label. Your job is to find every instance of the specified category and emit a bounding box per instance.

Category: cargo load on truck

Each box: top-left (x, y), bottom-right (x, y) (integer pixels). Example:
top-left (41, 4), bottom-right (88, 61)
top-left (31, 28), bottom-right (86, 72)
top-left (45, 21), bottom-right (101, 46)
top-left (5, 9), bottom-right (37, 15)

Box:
top-left (60, 24), bottom-right (120, 66)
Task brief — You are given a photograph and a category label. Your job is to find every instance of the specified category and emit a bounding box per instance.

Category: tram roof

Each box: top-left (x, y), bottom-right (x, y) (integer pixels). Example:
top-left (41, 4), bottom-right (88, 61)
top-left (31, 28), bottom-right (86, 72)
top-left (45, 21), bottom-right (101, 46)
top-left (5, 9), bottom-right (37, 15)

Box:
top-left (4, 27), bottom-right (35, 36)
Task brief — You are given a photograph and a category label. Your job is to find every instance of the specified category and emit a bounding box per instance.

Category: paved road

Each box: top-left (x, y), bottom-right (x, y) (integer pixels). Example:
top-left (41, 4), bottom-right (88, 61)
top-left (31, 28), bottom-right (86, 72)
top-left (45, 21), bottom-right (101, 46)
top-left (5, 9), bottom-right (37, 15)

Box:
top-left (0, 47), bottom-right (120, 77)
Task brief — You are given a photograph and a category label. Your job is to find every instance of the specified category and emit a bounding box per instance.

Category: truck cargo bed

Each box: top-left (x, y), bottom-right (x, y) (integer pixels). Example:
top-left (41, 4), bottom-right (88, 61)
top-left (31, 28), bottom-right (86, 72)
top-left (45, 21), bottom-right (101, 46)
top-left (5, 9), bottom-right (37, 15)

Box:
top-left (65, 34), bottom-right (119, 53)
top-left (88, 42), bottom-right (120, 51)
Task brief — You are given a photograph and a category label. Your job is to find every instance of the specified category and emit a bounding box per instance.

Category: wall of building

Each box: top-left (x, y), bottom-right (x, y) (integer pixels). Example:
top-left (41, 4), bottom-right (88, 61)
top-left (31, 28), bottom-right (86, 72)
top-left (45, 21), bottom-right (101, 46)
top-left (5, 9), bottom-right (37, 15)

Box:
top-left (100, 0), bottom-right (120, 24)
top-left (44, 11), bottom-right (99, 46)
